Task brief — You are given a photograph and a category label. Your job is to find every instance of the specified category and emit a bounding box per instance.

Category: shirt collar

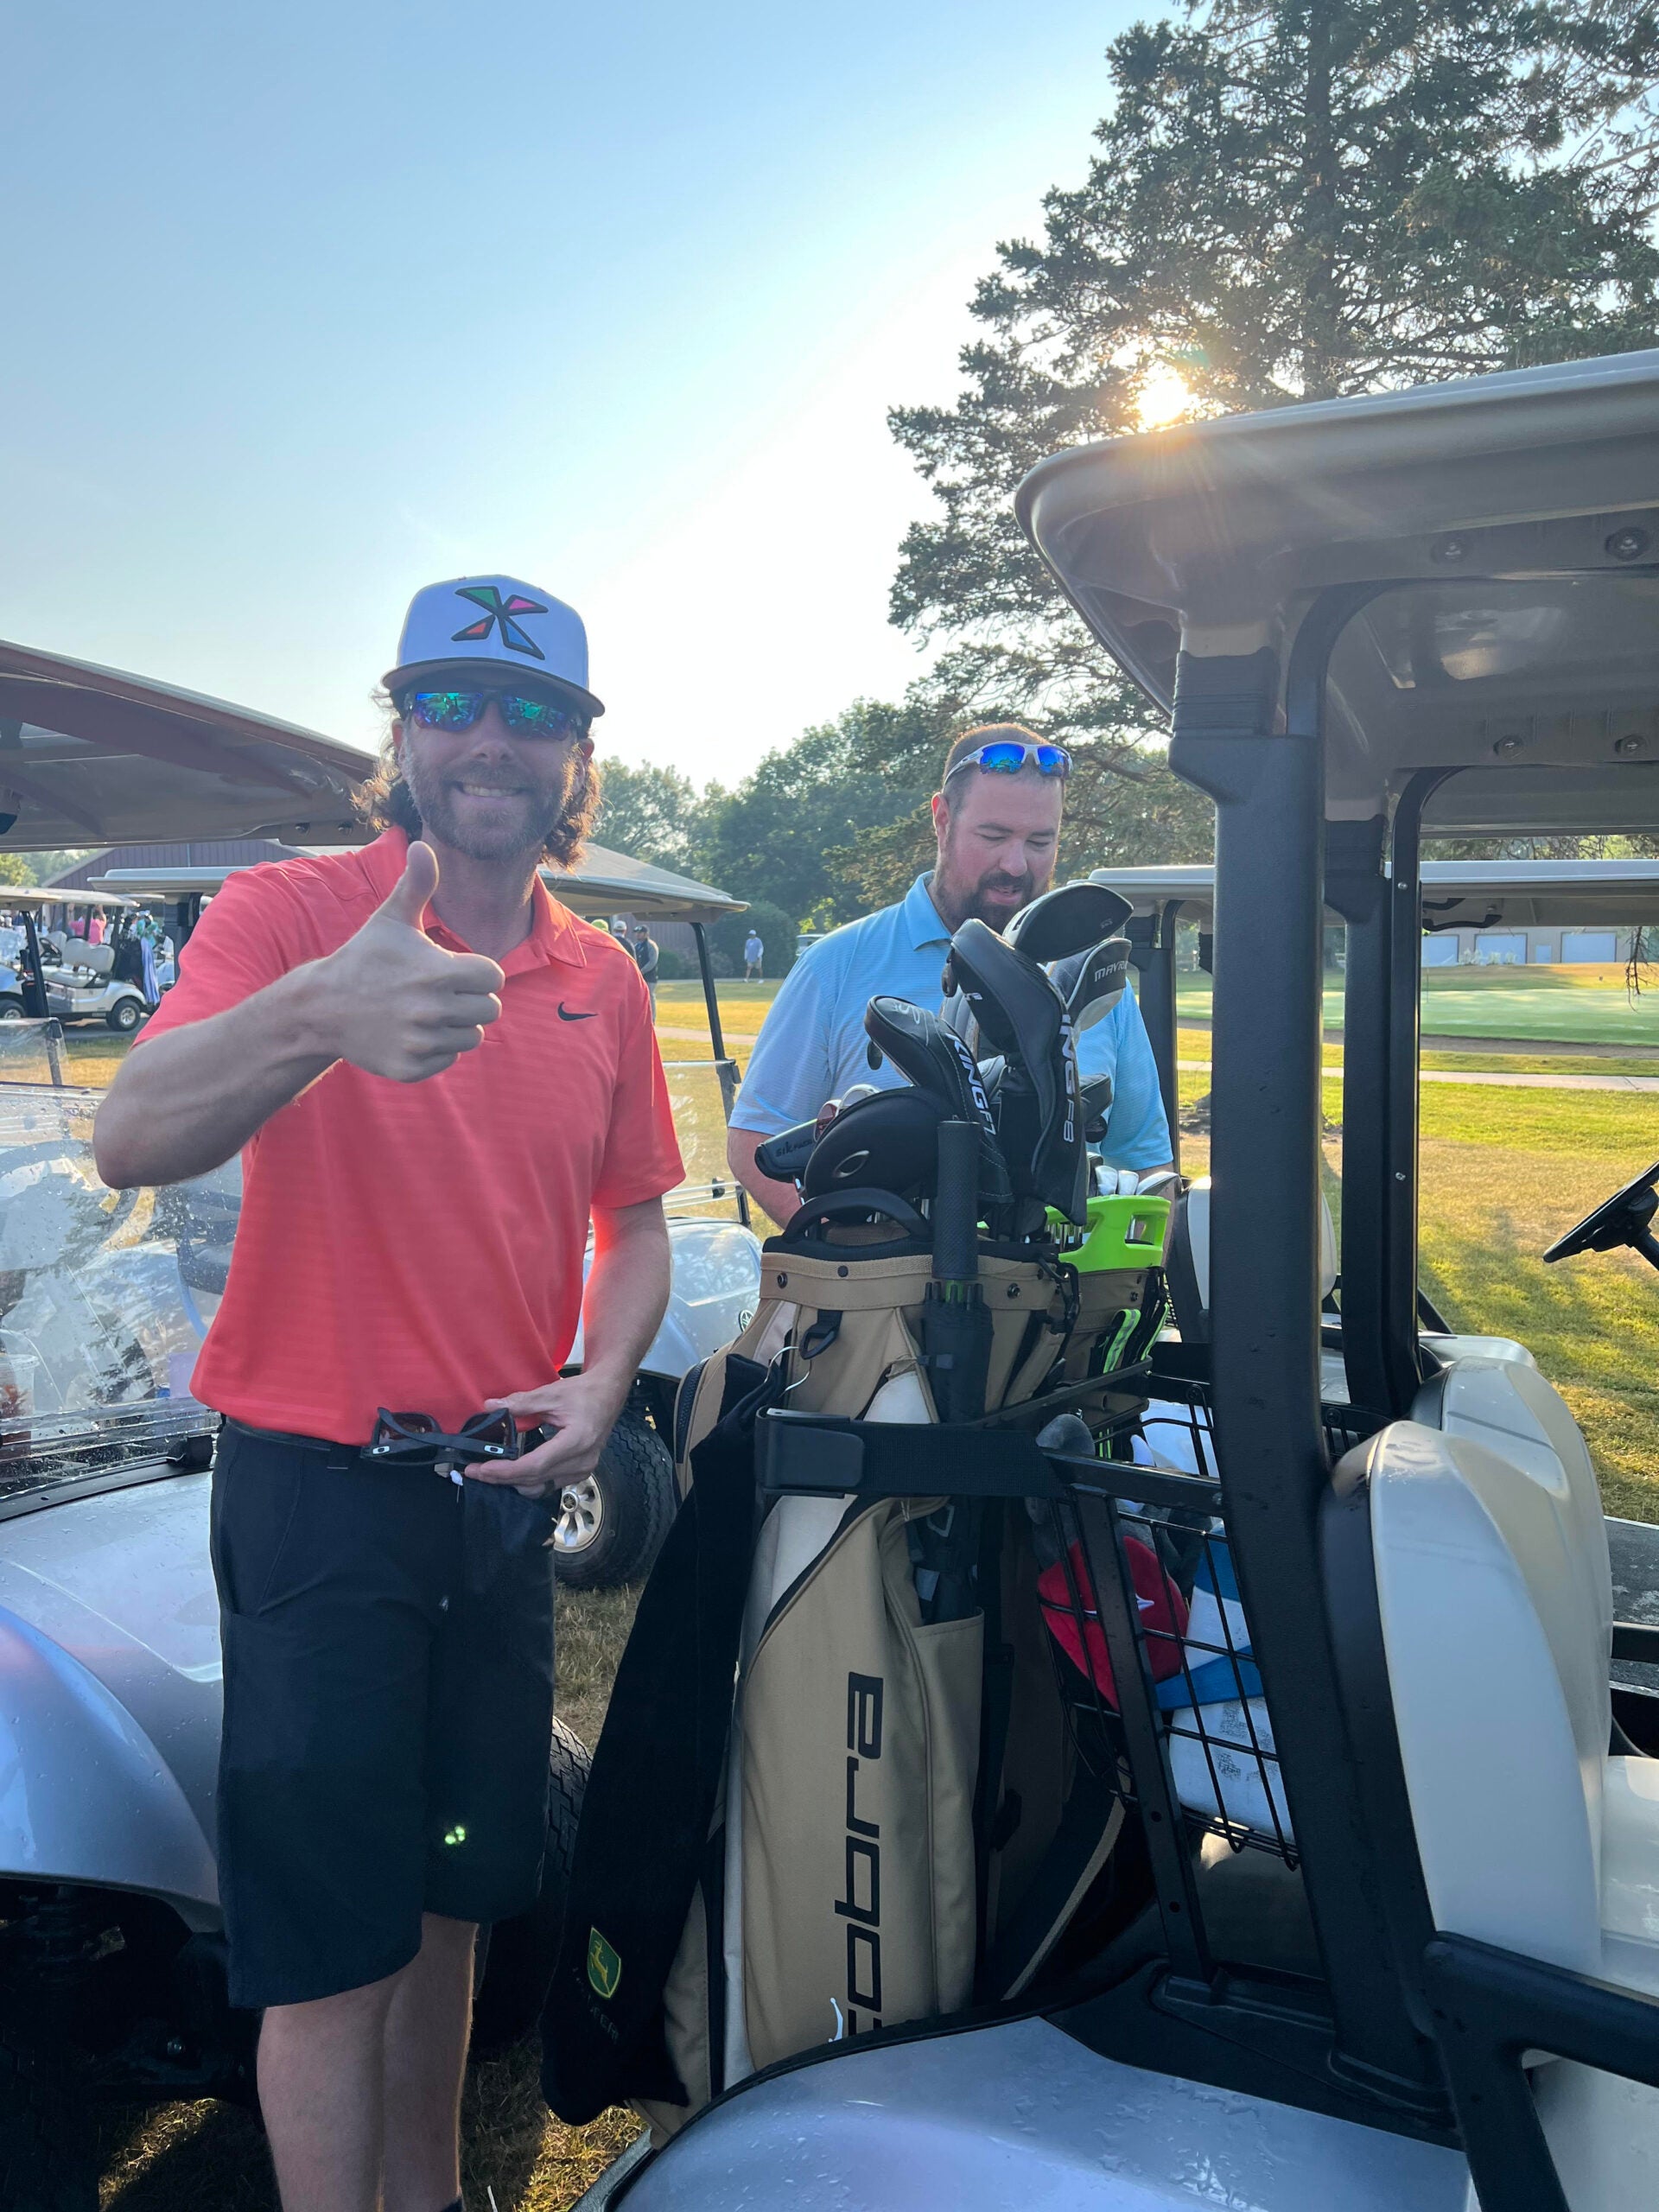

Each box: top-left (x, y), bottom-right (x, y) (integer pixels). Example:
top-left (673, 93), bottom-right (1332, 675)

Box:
top-left (902, 872), bottom-right (953, 950)
top-left (361, 828), bottom-right (586, 974)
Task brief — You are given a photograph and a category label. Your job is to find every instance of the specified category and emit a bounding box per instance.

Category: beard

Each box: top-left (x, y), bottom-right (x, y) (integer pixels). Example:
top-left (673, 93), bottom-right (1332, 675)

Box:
top-left (931, 856), bottom-right (1042, 933)
top-left (399, 744), bottom-right (597, 866)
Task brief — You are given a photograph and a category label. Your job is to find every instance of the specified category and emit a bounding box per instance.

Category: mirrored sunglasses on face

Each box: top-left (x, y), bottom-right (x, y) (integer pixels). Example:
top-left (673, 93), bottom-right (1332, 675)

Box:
top-left (403, 688), bottom-right (588, 738)
top-left (951, 740), bottom-right (1072, 780)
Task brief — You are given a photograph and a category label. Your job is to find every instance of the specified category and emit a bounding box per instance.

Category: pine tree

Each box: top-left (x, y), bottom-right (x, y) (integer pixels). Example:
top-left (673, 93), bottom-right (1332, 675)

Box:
top-left (869, 0), bottom-right (1659, 880)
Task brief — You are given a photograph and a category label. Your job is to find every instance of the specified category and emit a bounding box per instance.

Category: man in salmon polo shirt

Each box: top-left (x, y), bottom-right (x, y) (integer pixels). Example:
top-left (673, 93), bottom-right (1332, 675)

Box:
top-left (94, 577), bottom-right (683, 2212)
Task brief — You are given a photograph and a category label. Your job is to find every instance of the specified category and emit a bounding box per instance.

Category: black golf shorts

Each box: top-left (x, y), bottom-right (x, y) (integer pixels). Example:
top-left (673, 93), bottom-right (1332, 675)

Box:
top-left (211, 1421), bottom-right (556, 2009)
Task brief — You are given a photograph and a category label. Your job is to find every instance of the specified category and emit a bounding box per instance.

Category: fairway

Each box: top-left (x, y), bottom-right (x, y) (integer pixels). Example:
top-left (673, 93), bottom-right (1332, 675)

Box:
top-left (1179, 963), bottom-right (1659, 1048)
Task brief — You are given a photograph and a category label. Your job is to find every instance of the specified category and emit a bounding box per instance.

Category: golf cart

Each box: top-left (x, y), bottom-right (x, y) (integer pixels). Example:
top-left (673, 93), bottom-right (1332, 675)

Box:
top-left (1090, 855), bottom-right (1659, 1440)
top-left (0, 638), bottom-right (753, 2205)
top-left (573, 352), bottom-right (1659, 2212)
top-left (0, 889), bottom-right (154, 1033)
top-left (93, 842), bottom-right (763, 1589)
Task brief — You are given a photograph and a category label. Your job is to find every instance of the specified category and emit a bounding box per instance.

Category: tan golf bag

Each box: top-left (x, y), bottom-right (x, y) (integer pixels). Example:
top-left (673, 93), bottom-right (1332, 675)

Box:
top-left (541, 1208), bottom-right (1163, 2134)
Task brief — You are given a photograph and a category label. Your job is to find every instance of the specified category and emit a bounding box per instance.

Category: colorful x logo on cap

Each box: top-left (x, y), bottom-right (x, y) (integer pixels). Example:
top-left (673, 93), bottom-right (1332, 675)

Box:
top-left (450, 584), bottom-right (548, 660)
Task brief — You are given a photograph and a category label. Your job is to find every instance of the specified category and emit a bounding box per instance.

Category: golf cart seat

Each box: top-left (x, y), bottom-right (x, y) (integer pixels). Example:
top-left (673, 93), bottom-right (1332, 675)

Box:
top-left (1166, 1177), bottom-right (1337, 1335)
top-left (1354, 1416), bottom-right (1659, 2209)
top-left (54, 940), bottom-right (113, 981)
top-left (1168, 1183), bottom-right (1539, 1397)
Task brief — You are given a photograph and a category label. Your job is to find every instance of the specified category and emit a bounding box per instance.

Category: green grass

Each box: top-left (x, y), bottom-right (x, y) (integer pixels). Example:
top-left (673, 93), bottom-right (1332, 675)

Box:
top-left (1179, 963), bottom-right (1659, 1047)
top-left (1182, 1076), bottom-right (1659, 1524)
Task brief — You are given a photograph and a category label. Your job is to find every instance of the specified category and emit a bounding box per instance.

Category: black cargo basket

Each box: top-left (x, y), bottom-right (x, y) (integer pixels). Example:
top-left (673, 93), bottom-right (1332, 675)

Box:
top-left (1032, 1352), bottom-right (1383, 1890)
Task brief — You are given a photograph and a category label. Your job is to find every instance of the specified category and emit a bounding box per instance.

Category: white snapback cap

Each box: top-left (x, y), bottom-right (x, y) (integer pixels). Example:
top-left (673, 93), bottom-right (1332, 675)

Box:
top-left (384, 575), bottom-right (603, 717)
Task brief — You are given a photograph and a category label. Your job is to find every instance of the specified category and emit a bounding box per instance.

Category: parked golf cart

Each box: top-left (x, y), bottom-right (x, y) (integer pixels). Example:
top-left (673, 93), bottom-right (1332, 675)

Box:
top-left (582, 353), bottom-right (1659, 2212)
top-left (0, 889), bottom-right (153, 1033)
top-left (1091, 855), bottom-right (1659, 1446)
top-left (94, 842), bottom-right (762, 1589)
top-left (0, 639), bottom-right (752, 2206)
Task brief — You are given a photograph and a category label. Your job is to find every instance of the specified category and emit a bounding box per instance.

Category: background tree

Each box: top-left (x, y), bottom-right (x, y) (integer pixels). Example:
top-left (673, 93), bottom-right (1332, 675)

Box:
top-left (698, 702), bottom-right (934, 926)
top-left (878, 0), bottom-right (1659, 876)
top-left (594, 760), bottom-right (709, 876)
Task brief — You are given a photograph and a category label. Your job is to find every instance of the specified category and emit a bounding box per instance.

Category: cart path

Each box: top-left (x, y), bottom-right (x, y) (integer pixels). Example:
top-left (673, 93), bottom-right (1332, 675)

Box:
top-left (1177, 1058), bottom-right (1659, 1094)
top-left (1181, 1014), bottom-right (1659, 1058)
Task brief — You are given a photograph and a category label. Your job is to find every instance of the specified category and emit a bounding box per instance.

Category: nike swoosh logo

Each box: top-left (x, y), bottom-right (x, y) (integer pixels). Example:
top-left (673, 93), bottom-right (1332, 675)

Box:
top-left (557, 1004), bottom-right (596, 1021)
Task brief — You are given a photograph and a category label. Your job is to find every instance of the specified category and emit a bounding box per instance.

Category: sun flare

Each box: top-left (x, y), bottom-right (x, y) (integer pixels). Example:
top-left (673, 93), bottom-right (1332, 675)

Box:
top-left (1135, 365), bottom-right (1192, 431)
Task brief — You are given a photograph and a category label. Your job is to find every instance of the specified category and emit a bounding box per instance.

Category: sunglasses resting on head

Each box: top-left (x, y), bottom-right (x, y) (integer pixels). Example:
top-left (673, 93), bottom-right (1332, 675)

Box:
top-left (948, 739), bottom-right (1071, 782)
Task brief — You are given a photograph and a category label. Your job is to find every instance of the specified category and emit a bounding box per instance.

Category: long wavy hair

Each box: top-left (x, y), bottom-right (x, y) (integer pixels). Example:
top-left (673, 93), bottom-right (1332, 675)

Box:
top-left (354, 690), bottom-right (601, 868)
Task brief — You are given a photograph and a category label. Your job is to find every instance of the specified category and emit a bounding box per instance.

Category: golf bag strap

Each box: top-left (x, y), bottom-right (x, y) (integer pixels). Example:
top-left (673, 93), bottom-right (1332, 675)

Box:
top-left (983, 1764), bottom-right (1127, 2002)
top-left (540, 1355), bottom-right (780, 2124)
top-left (753, 1392), bottom-right (1146, 1502)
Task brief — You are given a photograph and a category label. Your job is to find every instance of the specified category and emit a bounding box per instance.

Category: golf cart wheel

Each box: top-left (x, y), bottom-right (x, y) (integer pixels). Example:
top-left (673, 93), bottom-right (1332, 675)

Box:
top-left (470, 1717), bottom-right (590, 2055)
top-left (0, 996), bottom-right (24, 1023)
top-left (0, 2019), bottom-right (96, 2210)
top-left (551, 1398), bottom-right (676, 1590)
top-left (106, 998), bottom-right (143, 1033)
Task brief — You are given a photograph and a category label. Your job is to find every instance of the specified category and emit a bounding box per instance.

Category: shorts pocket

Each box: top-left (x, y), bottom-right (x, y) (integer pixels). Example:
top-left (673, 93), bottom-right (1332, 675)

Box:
top-left (211, 1444), bottom-right (311, 1618)
top-left (461, 1479), bottom-right (556, 1600)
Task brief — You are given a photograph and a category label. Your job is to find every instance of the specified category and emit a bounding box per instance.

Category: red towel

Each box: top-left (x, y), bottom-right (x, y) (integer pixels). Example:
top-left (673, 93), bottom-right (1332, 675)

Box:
top-left (1039, 1535), bottom-right (1190, 1707)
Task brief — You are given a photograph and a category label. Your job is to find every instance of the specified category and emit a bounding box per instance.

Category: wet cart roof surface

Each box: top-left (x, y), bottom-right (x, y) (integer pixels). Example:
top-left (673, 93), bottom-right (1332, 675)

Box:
top-left (1090, 858), bottom-right (1659, 931)
top-left (1018, 350), bottom-right (1659, 832)
top-left (0, 638), bottom-right (372, 849)
top-left (93, 842), bottom-right (745, 925)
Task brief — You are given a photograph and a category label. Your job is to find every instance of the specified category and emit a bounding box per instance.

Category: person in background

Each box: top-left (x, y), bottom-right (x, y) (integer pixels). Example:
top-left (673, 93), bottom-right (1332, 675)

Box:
top-left (727, 722), bottom-right (1173, 1226)
top-left (88, 910), bottom-right (105, 947)
top-left (630, 920), bottom-right (659, 1014)
top-left (134, 911), bottom-right (162, 1006)
top-left (743, 927), bottom-right (764, 981)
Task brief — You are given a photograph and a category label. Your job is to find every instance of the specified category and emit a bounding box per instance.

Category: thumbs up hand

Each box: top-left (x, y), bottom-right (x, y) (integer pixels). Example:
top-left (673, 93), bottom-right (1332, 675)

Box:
top-left (314, 842), bottom-right (505, 1082)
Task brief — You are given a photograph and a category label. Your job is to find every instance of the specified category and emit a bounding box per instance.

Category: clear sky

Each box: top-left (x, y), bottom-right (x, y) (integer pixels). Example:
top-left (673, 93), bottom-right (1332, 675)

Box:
top-left (3, 3), bottom-right (1141, 786)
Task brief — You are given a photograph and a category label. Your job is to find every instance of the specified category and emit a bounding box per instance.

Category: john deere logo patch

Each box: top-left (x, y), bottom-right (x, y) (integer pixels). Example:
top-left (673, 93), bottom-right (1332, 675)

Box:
top-left (587, 1927), bottom-right (622, 2001)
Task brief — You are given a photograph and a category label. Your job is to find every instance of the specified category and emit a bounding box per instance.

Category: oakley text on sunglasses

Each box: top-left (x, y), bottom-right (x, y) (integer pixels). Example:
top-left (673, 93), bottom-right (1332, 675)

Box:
top-left (401, 688), bottom-right (589, 739)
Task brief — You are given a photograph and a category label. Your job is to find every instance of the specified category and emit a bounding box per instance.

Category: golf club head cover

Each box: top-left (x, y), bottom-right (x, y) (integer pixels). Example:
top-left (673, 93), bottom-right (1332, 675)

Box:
top-left (938, 977), bottom-right (982, 1062)
top-left (863, 995), bottom-right (1014, 1208)
top-left (943, 921), bottom-right (1088, 1225)
top-left (1078, 1071), bottom-right (1114, 1143)
top-left (1049, 934), bottom-right (1132, 1034)
top-left (1004, 879), bottom-right (1135, 963)
top-left (753, 1119), bottom-right (819, 1185)
top-left (802, 1084), bottom-right (944, 1202)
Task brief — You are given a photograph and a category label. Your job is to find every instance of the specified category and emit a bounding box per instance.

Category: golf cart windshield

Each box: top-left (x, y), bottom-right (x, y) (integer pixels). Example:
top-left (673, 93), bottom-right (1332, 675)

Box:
top-left (0, 1084), bottom-right (220, 1514)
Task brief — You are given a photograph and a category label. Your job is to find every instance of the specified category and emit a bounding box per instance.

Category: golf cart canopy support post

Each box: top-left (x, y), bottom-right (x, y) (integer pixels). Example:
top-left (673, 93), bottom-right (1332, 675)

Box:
top-left (1168, 611), bottom-right (1443, 2102)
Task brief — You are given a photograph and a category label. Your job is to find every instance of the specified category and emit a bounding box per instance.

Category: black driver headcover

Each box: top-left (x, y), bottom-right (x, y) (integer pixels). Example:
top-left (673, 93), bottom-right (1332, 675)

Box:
top-left (944, 920), bottom-right (1087, 1225)
top-left (539, 1354), bottom-right (778, 2122)
top-left (802, 1084), bottom-right (944, 1201)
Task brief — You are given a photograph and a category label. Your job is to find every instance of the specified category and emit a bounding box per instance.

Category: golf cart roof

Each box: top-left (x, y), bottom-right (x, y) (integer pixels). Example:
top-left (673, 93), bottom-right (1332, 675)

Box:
top-left (0, 887), bottom-right (139, 912)
top-left (1018, 350), bottom-right (1659, 832)
top-left (0, 637), bottom-right (372, 849)
top-left (92, 840), bottom-right (745, 925)
top-left (1091, 857), bottom-right (1659, 931)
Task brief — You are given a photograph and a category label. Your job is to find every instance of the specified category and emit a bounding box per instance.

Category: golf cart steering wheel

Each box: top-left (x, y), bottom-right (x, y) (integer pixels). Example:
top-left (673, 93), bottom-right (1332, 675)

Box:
top-left (1543, 1159), bottom-right (1659, 1272)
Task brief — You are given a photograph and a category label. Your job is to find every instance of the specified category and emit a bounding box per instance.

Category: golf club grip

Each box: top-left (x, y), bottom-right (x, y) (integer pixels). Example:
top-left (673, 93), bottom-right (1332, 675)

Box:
top-left (932, 1120), bottom-right (981, 1283)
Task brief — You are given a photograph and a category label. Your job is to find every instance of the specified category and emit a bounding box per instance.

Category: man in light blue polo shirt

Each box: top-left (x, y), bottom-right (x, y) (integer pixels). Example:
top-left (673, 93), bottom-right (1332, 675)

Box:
top-left (728, 723), bottom-right (1173, 1224)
